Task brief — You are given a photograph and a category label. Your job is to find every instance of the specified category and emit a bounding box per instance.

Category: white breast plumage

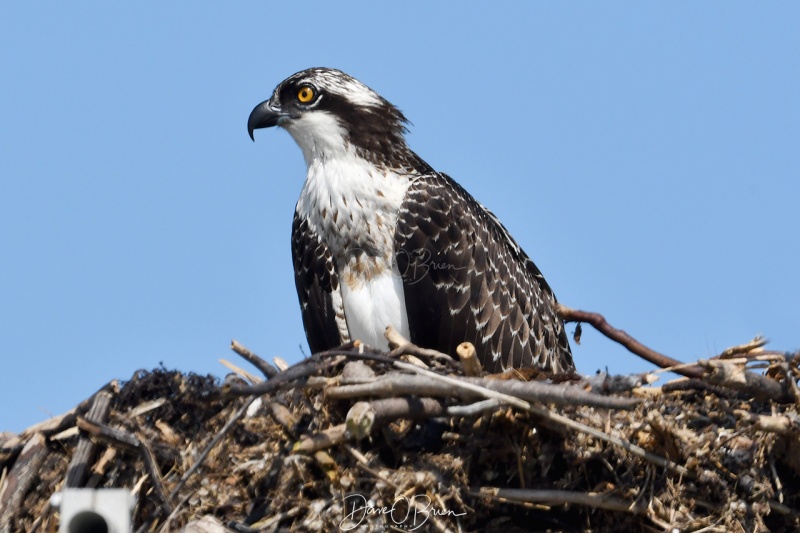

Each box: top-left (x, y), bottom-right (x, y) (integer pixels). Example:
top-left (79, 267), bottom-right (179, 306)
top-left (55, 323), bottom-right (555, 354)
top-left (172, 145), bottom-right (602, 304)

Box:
top-left (294, 142), bottom-right (412, 350)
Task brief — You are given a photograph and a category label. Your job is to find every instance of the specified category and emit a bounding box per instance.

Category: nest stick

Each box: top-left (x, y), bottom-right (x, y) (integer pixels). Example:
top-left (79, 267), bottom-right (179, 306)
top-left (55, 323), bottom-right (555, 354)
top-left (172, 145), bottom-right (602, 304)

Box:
top-left (557, 304), bottom-right (704, 378)
top-left (76, 417), bottom-right (171, 516)
top-left (168, 397), bottom-right (255, 501)
top-left (0, 433), bottom-right (48, 530)
top-left (394, 360), bottom-right (691, 477)
top-left (472, 487), bottom-right (648, 516)
top-left (230, 340), bottom-right (279, 379)
top-left (385, 325), bottom-right (460, 368)
top-left (65, 390), bottom-right (113, 488)
top-left (328, 370), bottom-right (639, 410)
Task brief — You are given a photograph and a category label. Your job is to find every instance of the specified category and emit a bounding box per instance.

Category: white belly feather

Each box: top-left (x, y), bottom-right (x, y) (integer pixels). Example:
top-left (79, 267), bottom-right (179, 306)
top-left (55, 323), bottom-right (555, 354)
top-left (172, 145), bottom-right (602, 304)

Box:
top-left (340, 262), bottom-right (410, 350)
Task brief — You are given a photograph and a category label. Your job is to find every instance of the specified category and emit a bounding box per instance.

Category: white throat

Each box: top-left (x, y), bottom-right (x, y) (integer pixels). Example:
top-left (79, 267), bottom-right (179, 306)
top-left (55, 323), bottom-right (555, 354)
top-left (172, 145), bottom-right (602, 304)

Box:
top-left (284, 111), bottom-right (349, 168)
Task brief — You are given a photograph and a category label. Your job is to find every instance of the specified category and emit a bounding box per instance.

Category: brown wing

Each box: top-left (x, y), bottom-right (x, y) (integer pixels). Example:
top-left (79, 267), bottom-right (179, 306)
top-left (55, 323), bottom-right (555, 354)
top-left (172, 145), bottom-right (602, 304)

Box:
top-left (394, 173), bottom-right (573, 373)
top-left (291, 212), bottom-right (346, 353)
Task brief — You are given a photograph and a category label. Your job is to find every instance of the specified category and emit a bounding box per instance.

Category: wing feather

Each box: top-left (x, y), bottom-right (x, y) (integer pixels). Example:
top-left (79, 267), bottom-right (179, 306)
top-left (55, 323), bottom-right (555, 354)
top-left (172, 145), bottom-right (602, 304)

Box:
top-left (291, 212), bottom-right (347, 353)
top-left (395, 173), bottom-right (573, 373)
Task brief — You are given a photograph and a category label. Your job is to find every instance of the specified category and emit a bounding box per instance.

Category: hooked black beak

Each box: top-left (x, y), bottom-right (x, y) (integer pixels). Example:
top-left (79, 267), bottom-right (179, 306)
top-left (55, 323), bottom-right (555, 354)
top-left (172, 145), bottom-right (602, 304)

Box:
top-left (247, 100), bottom-right (285, 141)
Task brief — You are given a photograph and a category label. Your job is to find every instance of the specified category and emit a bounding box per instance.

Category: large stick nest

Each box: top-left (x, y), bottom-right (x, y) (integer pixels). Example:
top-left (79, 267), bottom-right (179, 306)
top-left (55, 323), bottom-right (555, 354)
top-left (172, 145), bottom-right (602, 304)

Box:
top-left (2, 328), bottom-right (800, 532)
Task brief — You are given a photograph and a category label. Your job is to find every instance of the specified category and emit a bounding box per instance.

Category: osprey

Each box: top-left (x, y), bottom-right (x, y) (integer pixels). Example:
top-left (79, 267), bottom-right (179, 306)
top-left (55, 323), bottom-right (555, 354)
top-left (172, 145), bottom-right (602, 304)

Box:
top-left (248, 68), bottom-right (574, 373)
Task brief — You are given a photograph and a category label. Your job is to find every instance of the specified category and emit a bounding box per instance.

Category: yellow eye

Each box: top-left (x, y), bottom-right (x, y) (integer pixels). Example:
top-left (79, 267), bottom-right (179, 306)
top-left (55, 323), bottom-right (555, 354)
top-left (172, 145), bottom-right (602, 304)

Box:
top-left (297, 86), bottom-right (315, 103)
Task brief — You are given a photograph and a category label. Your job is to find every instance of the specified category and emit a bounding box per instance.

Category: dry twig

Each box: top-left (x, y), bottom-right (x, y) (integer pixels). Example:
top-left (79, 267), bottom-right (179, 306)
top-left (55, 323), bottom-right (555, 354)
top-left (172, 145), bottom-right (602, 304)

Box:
top-left (224, 358), bottom-right (324, 396)
top-left (168, 397), bottom-right (255, 501)
top-left (472, 487), bottom-right (648, 516)
top-left (0, 433), bottom-right (48, 531)
top-left (65, 390), bottom-right (113, 487)
top-left (230, 339), bottom-right (279, 379)
top-left (557, 304), bottom-right (703, 378)
top-left (701, 359), bottom-right (791, 402)
top-left (385, 325), bottom-right (460, 368)
top-left (294, 397), bottom-right (445, 453)
top-left (718, 336), bottom-right (768, 359)
top-left (76, 417), bottom-right (171, 517)
top-left (327, 370), bottom-right (639, 410)
top-left (393, 360), bottom-right (691, 477)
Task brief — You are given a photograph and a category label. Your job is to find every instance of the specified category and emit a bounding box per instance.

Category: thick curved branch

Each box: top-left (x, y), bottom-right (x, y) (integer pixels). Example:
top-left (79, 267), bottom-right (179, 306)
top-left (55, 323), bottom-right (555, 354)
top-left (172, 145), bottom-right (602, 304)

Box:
top-left (557, 304), bottom-right (704, 379)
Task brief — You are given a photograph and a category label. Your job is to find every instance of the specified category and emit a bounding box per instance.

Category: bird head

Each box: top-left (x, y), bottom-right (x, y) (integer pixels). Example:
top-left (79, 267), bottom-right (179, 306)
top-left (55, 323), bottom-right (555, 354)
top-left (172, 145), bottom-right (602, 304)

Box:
top-left (248, 68), bottom-right (419, 169)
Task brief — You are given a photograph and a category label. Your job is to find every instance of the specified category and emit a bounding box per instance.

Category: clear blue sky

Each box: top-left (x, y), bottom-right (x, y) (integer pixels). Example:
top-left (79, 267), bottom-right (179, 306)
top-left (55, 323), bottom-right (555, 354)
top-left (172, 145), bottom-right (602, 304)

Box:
top-left (2, 3), bottom-right (798, 433)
